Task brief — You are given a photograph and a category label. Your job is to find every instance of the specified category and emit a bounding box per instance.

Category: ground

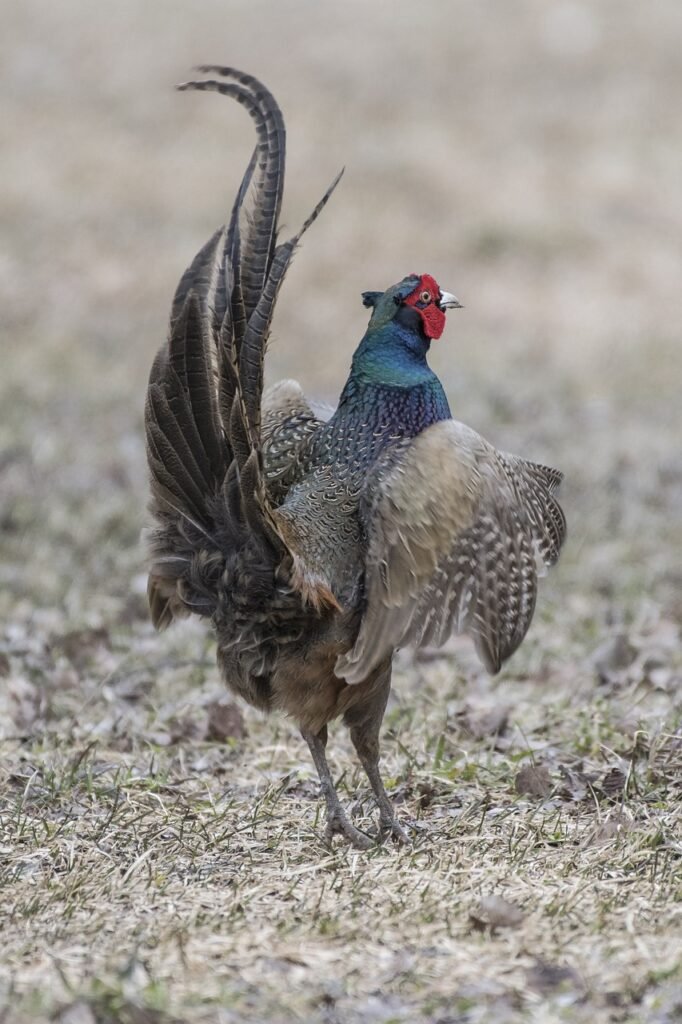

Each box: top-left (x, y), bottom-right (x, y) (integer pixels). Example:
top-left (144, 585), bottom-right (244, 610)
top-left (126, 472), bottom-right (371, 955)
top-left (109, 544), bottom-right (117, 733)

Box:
top-left (1, 1), bottom-right (681, 1022)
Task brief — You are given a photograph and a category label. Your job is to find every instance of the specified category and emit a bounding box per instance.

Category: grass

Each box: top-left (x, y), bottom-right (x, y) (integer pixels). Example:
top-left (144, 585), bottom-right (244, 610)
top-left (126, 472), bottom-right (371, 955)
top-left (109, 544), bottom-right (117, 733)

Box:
top-left (1, 612), bottom-right (680, 1022)
top-left (2, 0), bottom-right (682, 1020)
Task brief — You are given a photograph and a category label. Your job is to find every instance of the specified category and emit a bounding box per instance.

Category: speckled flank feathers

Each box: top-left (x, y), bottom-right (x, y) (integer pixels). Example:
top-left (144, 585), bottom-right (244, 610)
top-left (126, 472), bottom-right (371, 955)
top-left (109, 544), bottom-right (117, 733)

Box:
top-left (144, 67), bottom-right (566, 849)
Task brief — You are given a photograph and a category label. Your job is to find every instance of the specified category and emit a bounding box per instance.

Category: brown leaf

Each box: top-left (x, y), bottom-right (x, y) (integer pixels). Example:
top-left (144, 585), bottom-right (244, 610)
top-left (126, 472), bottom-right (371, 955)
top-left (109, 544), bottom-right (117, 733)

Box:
top-left (51, 627), bottom-right (110, 670)
top-left (600, 766), bottom-right (627, 800)
top-left (284, 777), bottom-right (321, 801)
top-left (169, 711), bottom-right (206, 743)
top-left (206, 700), bottom-right (246, 742)
top-left (557, 764), bottom-right (598, 803)
top-left (526, 959), bottom-right (583, 995)
top-left (417, 781), bottom-right (438, 809)
top-left (470, 895), bottom-right (524, 933)
top-left (515, 763), bottom-right (552, 798)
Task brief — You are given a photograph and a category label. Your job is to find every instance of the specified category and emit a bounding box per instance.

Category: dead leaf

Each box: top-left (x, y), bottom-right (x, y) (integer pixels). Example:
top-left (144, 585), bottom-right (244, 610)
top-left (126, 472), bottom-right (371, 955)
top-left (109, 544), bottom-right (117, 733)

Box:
top-left (51, 627), bottom-right (110, 670)
top-left (417, 781), bottom-right (438, 809)
top-left (557, 764), bottom-right (598, 803)
top-left (600, 766), bottom-right (627, 800)
top-left (470, 895), bottom-right (524, 933)
top-left (284, 777), bottom-right (321, 801)
top-left (515, 763), bottom-right (552, 798)
top-left (170, 711), bottom-right (207, 743)
top-left (526, 959), bottom-right (583, 994)
top-left (206, 700), bottom-right (246, 742)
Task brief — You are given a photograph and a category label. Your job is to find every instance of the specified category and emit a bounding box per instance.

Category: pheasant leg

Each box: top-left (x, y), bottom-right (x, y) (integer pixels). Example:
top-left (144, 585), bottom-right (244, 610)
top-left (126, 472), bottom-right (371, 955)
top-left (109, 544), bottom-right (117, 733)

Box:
top-left (345, 670), bottom-right (410, 844)
top-left (302, 726), bottom-right (373, 850)
top-left (348, 724), bottom-right (410, 844)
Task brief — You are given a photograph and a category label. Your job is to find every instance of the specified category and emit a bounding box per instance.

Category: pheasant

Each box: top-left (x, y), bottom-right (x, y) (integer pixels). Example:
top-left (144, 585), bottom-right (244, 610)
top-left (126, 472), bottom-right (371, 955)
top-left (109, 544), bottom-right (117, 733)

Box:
top-left (145, 67), bottom-right (566, 849)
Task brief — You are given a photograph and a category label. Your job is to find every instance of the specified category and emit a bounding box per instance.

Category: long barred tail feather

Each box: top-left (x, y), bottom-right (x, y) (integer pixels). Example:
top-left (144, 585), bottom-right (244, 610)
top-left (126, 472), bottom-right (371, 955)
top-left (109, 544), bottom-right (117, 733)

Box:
top-left (145, 67), bottom-right (341, 629)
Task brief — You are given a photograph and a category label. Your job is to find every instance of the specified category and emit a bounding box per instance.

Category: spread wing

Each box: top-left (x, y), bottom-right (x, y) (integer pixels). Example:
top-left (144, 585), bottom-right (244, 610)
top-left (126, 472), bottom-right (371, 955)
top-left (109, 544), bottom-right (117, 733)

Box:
top-left (336, 419), bottom-right (566, 683)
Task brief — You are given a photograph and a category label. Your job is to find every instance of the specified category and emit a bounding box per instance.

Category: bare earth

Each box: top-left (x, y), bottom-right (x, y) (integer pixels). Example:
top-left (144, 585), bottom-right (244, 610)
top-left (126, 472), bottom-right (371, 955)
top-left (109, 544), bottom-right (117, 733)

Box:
top-left (1, 2), bottom-right (681, 1022)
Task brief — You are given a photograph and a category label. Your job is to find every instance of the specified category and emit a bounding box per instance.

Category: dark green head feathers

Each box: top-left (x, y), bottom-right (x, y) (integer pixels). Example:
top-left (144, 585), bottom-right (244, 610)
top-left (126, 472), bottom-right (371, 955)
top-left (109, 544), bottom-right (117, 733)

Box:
top-left (361, 273), bottom-right (461, 341)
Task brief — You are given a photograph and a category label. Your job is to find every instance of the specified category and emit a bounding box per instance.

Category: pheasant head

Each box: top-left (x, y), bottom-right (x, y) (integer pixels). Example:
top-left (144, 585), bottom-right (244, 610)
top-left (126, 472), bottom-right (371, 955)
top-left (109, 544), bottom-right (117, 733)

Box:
top-left (343, 273), bottom-right (460, 415)
top-left (362, 274), bottom-right (462, 341)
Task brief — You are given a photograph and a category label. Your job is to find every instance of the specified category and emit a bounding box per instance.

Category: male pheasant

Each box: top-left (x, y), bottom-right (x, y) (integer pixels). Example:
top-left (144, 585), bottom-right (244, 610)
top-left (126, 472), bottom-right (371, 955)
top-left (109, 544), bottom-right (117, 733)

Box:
top-left (145, 67), bottom-right (566, 849)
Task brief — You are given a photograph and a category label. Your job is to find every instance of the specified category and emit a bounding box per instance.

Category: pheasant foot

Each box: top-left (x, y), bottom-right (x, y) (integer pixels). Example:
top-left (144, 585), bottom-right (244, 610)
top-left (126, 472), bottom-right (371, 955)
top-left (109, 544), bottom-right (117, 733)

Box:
top-left (325, 808), bottom-right (374, 850)
top-left (377, 813), bottom-right (411, 845)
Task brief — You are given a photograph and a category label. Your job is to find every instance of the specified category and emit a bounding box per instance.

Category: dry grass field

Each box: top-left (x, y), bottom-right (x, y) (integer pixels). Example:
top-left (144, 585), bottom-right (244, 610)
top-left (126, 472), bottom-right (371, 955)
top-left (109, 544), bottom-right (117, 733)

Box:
top-left (1, 1), bottom-right (681, 1021)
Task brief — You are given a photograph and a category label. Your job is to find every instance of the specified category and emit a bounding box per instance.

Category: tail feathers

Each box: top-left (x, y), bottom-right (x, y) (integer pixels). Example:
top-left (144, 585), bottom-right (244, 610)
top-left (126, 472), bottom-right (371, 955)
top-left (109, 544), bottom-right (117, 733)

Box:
top-left (169, 292), bottom-right (225, 479)
top-left (239, 166), bottom-right (344, 438)
top-left (146, 67), bottom-right (342, 630)
top-left (178, 69), bottom-right (285, 331)
top-left (146, 294), bottom-right (225, 524)
top-left (193, 66), bottom-right (286, 322)
top-left (222, 145), bottom-right (258, 355)
top-left (147, 546), bottom-right (225, 630)
top-left (170, 226), bottom-right (225, 329)
top-left (146, 289), bottom-right (228, 627)
top-left (179, 67), bottom-right (343, 451)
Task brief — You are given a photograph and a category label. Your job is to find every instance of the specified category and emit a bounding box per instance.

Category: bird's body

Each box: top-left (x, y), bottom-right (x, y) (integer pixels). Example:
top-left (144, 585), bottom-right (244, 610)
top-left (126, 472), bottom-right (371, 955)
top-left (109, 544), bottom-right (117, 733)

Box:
top-left (145, 68), bottom-right (566, 848)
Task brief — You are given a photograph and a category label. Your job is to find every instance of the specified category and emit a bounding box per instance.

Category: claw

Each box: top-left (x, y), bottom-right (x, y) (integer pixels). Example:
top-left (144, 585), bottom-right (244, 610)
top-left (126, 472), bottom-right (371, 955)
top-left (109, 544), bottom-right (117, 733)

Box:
top-left (379, 817), bottom-right (411, 845)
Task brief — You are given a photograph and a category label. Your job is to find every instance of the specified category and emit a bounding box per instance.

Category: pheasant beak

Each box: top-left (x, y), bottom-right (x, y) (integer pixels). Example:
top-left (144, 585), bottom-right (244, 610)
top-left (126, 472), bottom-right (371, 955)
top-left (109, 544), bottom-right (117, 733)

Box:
top-left (439, 291), bottom-right (463, 310)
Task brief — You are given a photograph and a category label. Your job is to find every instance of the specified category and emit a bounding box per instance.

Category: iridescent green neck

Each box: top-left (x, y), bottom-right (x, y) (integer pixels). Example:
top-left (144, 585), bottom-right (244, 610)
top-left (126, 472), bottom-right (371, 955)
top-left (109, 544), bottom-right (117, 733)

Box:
top-left (334, 317), bottom-right (452, 436)
top-left (351, 320), bottom-right (438, 388)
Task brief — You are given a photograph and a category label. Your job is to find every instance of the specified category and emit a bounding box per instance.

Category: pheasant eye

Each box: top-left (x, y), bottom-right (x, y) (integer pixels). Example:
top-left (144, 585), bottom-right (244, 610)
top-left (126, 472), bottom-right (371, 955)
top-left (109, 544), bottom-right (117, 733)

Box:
top-left (420, 290), bottom-right (431, 303)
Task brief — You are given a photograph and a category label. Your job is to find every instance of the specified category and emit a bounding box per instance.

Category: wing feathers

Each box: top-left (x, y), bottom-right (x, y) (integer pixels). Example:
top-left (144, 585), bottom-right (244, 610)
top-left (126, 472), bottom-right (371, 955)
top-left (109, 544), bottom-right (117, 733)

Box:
top-left (337, 419), bottom-right (565, 683)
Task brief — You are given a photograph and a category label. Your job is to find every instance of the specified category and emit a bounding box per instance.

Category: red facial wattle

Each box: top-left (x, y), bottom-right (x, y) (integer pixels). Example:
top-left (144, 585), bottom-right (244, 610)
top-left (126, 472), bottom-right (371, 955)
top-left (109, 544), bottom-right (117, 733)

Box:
top-left (403, 273), bottom-right (446, 340)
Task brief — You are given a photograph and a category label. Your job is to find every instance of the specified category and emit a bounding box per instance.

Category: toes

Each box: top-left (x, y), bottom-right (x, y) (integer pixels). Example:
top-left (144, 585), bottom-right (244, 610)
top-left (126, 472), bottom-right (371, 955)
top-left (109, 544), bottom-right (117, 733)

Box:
top-left (325, 816), bottom-right (374, 851)
top-left (390, 821), bottom-right (411, 845)
top-left (379, 818), bottom-right (412, 845)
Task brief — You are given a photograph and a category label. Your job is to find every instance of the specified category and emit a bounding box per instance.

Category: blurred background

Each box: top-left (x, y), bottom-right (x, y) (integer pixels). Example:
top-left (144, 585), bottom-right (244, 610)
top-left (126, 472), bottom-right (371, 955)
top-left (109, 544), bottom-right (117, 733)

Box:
top-left (2, 3), bottom-right (682, 1019)
top-left (2, 0), bottom-right (681, 649)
